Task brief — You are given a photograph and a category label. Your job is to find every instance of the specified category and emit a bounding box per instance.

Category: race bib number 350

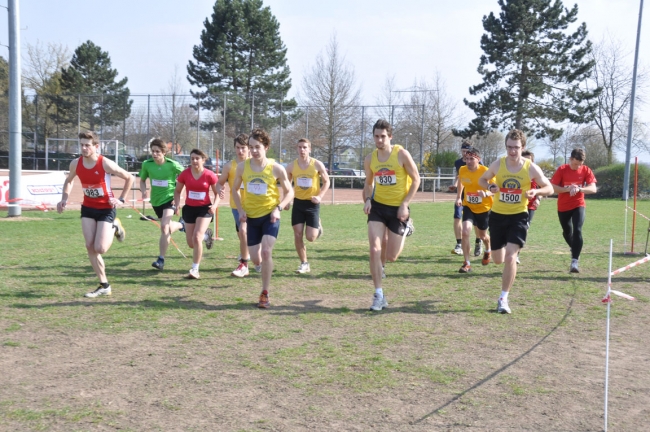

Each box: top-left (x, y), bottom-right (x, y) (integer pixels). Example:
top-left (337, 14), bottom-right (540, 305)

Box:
top-left (374, 170), bottom-right (396, 185)
top-left (499, 188), bottom-right (522, 203)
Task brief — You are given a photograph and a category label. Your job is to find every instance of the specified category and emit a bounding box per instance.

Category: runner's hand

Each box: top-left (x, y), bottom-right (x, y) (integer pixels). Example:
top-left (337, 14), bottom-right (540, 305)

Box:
top-left (56, 201), bottom-right (66, 214)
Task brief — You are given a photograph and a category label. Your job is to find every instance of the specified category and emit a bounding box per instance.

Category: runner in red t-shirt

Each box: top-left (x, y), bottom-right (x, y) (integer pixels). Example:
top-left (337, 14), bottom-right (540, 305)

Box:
top-left (173, 149), bottom-right (220, 280)
top-left (56, 131), bottom-right (134, 298)
top-left (551, 148), bottom-right (597, 273)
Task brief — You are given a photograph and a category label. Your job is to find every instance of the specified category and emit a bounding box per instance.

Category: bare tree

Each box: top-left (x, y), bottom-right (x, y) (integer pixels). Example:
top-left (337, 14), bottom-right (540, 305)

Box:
top-left (474, 131), bottom-right (505, 166)
top-left (300, 34), bottom-right (361, 170)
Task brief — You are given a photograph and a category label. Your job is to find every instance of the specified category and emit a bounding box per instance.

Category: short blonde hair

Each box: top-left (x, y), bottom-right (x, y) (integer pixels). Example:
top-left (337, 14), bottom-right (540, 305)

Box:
top-left (505, 129), bottom-right (527, 148)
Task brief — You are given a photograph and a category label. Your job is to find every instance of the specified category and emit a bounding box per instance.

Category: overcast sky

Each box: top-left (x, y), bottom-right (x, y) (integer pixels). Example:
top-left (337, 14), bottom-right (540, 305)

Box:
top-left (1, 0), bottom-right (648, 160)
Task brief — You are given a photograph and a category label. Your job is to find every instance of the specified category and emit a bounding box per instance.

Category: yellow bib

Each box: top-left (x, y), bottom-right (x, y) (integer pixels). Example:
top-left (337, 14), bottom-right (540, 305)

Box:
top-left (228, 159), bottom-right (246, 208)
top-left (491, 157), bottom-right (531, 215)
top-left (292, 158), bottom-right (320, 200)
top-left (370, 145), bottom-right (411, 207)
top-left (242, 159), bottom-right (279, 218)
top-left (459, 165), bottom-right (493, 213)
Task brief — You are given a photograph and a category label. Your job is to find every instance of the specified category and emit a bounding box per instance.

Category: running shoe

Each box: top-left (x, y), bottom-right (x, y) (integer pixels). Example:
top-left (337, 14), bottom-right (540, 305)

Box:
top-left (497, 298), bottom-right (511, 314)
top-left (257, 291), bottom-right (270, 308)
top-left (85, 285), bottom-right (111, 298)
top-left (296, 262), bottom-right (311, 274)
top-left (204, 228), bottom-right (214, 250)
top-left (451, 244), bottom-right (462, 255)
top-left (406, 218), bottom-right (415, 236)
top-left (152, 258), bottom-right (164, 271)
top-left (382, 266), bottom-right (386, 279)
top-left (179, 217), bottom-right (186, 232)
top-left (482, 251), bottom-right (491, 266)
top-left (474, 240), bottom-right (482, 257)
top-left (254, 264), bottom-right (262, 273)
top-left (185, 268), bottom-right (200, 279)
top-left (570, 259), bottom-right (580, 273)
top-left (459, 262), bottom-right (471, 273)
top-left (516, 256), bottom-right (520, 265)
top-left (317, 219), bottom-right (323, 239)
top-left (231, 262), bottom-right (249, 278)
top-left (113, 218), bottom-right (126, 242)
top-left (369, 294), bottom-right (388, 311)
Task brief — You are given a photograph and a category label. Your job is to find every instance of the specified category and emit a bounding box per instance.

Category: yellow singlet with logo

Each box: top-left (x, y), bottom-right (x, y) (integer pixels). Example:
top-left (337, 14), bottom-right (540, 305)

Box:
top-left (459, 165), bottom-right (494, 214)
top-left (292, 158), bottom-right (320, 200)
top-left (491, 157), bottom-right (531, 215)
top-left (370, 145), bottom-right (411, 207)
top-left (228, 159), bottom-right (246, 208)
top-left (242, 159), bottom-right (279, 218)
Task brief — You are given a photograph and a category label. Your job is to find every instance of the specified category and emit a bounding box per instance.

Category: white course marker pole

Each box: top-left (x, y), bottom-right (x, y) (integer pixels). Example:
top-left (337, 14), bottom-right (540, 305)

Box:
top-left (604, 239), bottom-right (613, 432)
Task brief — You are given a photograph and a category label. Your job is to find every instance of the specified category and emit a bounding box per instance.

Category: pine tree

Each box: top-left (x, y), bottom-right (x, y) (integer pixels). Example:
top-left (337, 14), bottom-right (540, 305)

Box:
top-left (58, 41), bottom-right (132, 132)
top-left (187, 0), bottom-right (296, 134)
top-left (457, 0), bottom-right (599, 140)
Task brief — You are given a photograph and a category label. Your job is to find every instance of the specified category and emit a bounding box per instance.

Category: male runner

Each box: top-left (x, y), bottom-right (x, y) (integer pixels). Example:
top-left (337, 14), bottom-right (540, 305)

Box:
top-left (56, 131), bottom-right (134, 298)
top-left (364, 119), bottom-right (420, 311)
top-left (452, 141), bottom-right (484, 256)
top-left (139, 138), bottom-right (184, 271)
top-left (217, 134), bottom-right (252, 277)
top-left (231, 128), bottom-right (294, 308)
top-left (454, 147), bottom-right (493, 273)
top-left (478, 129), bottom-right (553, 314)
top-left (285, 138), bottom-right (330, 274)
top-left (551, 148), bottom-right (597, 273)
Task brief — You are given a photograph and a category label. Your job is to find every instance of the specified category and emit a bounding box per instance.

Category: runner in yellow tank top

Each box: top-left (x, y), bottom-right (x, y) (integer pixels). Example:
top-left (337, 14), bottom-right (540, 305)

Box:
top-left (217, 134), bottom-right (252, 278)
top-left (231, 128), bottom-right (294, 309)
top-left (454, 147), bottom-right (493, 273)
top-left (479, 129), bottom-right (553, 315)
top-left (285, 138), bottom-right (330, 274)
top-left (363, 119), bottom-right (420, 312)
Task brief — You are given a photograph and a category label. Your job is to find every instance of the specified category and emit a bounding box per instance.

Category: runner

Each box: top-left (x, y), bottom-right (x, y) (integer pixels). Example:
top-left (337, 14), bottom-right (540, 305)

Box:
top-left (173, 149), bottom-right (218, 280)
top-left (56, 131), bottom-right (134, 298)
top-left (551, 148), bottom-right (597, 273)
top-left (231, 128), bottom-right (294, 308)
top-left (452, 140), bottom-right (484, 257)
top-left (478, 129), bottom-right (553, 314)
top-left (139, 138), bottom-right (185, 271)
top-left (217, 133), bottom-right (253, 277)
top-left (285, 138), bottom-right (330, 274)
top-left (364, 119), bottom-right (420, 311)
top-left (454, 147), bottom-right (493, 273)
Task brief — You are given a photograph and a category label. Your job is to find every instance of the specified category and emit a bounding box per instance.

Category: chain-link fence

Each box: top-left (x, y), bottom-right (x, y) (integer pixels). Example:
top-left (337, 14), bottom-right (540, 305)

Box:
top-left (1, 92), bottom-right (464, 173)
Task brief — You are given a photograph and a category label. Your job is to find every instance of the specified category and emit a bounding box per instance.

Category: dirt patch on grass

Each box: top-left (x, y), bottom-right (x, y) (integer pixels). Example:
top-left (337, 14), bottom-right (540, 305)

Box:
top-left (0, 216), bottom-right (53, 221)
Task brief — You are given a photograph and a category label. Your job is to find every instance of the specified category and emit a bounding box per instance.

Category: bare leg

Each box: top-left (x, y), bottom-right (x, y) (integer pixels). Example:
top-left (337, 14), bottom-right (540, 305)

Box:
top-left (158, 208), bottom-right (183, 258)
top-left (368, 221), bottom-right (386, 288)
top-left (190, 216), bottom-right (211, 265)
top-left (492, 242), bottom-right (520, 292)
top-left (238, 221), bottom-right (250, 260)
top-left (82, 218), bottom-right (115, 283)
top-left (293, 223), bottom-right (307, 263)
top-left (461, 220), bottom-right (473, 263)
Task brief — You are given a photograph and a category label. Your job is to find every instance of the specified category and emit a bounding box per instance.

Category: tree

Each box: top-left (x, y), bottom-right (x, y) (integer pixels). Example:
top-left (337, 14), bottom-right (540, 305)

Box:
top-left (586, 37), bottom-right (648, 164)
top-left (300, 34), bottom-right (361, 171)
top-left (187, 0), bottom-right (296, 134)
top-left (58, 41), bottom-right (132, 133)
top-left (0, 56), bottom-right (9, 151)
top-left (458, 0), bottom-right (599, 140)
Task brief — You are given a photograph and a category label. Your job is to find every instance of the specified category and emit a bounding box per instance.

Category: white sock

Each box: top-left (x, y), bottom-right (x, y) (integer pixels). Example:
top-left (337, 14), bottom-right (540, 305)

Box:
top-left (500, 291), bottom-right (509, 301)
top-left (192, 263), bottom-right (199, 271)
top-left (203, 232), bottom-right (210, 241)
top-left (375, 288), bottom-right (383, 297)
top-left (485, 249), bottom-right (491, 253)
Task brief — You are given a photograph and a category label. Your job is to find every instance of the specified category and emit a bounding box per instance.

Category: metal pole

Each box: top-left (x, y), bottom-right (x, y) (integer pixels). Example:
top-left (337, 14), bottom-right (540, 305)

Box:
top-left (622, 0), bottom-right (644, 200)
top-left (420, 104), bottom-right (425, 168)
top-left (196, 95), bottom-right (201, 149)
top-left (7, 0), bottom-right (22, 216)
top-left (33, 94), bottom-right (38, 170)
top-left (77, 94), bottom-right (81, 136)
top-left (147, 94), bottom-right (150, 137)
top-left (360, 106), bottom-right (365, 171)
top-left (122, 92), bottom-right (126, 145)
top-left (172, 93), bottom-right (176, 145)
top-left (279, 96), bottom-right (283, 163)
top-left (306, 106), bottom-right (309, 139)
top-left (222, 95), bottom-right (226, 163)
top-left (251, 91), bottom-right (255, 130)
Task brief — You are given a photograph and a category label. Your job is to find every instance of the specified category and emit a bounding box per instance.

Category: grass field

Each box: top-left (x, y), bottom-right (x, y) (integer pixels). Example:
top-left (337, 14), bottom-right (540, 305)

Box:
top-left (1, 199), bottom-right (650, 431)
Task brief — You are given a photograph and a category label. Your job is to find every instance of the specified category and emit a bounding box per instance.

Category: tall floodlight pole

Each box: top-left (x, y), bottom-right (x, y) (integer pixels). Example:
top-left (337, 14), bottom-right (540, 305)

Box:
top-left (7, 0), bottom-right (22, 217)
top-left (622, 0), bottom-right (644, 200)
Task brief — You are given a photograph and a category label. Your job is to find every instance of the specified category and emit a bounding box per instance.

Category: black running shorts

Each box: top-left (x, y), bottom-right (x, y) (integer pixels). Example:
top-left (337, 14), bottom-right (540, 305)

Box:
top-left (80, 205), bottom-right (116, 223)
top-left (291, 198), bottom-right (320, 229)
top-left (488, 211), bottom-right (529, 250)
top-left (462, 206), bottom-right (489, 231)
top-left (367, 199), bottom-right (409, 236)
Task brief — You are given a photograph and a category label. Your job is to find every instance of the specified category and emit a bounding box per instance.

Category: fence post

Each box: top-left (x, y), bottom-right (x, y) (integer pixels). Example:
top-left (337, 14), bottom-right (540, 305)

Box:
top-left (331, 177), bottom-right (335, 205)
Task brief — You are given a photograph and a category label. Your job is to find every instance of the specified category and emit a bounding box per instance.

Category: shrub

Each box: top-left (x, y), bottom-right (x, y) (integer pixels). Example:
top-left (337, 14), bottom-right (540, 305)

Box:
top-left (593, 163), bottom-right (650, 198)
top-left (423, 150), bottom-right (458, 171)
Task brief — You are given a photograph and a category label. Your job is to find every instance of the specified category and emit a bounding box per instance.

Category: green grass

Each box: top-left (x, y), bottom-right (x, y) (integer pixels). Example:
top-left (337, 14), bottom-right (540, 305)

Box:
top-left (1, 199), bottom-right (650, 429)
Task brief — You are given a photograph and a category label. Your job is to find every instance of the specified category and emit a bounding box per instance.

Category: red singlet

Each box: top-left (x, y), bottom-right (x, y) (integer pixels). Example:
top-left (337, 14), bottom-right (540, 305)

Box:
top-left (77, 155), bottom-right (114, 209)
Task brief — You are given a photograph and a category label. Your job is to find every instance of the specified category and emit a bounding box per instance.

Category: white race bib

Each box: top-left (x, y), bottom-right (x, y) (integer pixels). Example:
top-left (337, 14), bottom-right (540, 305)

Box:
top-left (466, 193), bottom-right (482, 204)
top-left (297, 177), bottom-right (313, 188)
top-left (374, 171), bottom-right (396, 185)
top-left (152, 179), bottom-right (168, 188)
top-left (83, 187), bottom-right (104, 198)
top-left (188, 190), bottom-right (206, 200)
top-left (499, 189), bottom-right (522, 203)
top-left (247, 182), bottom-right (268, 195)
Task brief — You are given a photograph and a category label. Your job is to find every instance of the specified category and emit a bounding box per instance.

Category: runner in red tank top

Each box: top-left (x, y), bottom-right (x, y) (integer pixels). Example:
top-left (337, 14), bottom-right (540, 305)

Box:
top-left (56, 131), bottom-right (134, 298)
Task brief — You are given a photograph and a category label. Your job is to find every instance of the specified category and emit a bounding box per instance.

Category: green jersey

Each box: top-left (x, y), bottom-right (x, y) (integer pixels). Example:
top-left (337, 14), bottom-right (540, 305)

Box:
top-left (139, 158), bottom-right (183, 207)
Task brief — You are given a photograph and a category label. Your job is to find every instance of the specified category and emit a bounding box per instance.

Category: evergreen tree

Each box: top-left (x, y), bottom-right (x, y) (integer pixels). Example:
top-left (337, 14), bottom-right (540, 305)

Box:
top-left (187, 0), bottom-right (296, 134)
top-left (457, 0), bottom-right (599, 140)
top-left (58, 41), bottom-right (132, 132)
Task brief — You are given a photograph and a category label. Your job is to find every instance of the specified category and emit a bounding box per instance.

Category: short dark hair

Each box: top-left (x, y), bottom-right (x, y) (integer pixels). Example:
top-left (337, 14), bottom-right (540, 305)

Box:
top-left (465, 147), bottom-right (481, 158)
top-left (505, 129), bottom-right (527, 148)
top-left (461, 140), bottom-right (473, 150)
top-left (521, 150), bottom-right (535, 161)
top-left (372, 119), bottom-right (393, 136)
top-left (149, 138), bottom-right (166, 154)
top-left (190, 148), bottom-right (208, 160)
top-left (297, 138), bottom-right (311, 147)
top-left (234, 133), bottom-right (249, 147)
top-left (79, 131), bottom-right (99, 145)
top-left (571, 148), bottom-right (586, 161)
top-left (249, 128), bottom-right (271, 148)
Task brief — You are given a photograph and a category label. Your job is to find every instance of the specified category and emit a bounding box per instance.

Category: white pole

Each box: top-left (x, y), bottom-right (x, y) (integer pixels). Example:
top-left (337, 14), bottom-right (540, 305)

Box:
top-left (7, 0), bottom-right (22, 217)
top-left (604, 239), bottom-right (614, 432)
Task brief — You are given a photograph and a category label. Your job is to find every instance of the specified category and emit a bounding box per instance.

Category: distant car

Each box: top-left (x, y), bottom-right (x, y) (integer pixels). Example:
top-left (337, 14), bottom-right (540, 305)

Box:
top-left (331, 169), bottom-right (365, 178)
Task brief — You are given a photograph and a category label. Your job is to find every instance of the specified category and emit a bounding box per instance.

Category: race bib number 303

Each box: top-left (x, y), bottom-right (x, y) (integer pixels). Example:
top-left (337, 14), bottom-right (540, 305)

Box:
top-left (374, 170), bottom-right (396, 185)
top-left (499, 188), bottom-right (522, 203)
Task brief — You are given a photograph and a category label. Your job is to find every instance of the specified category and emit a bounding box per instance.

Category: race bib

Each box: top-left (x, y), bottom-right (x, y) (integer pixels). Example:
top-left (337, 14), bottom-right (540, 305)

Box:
top-left (375, 170), bottom-right (396, 185)
top-left (466, 193), bottom-right (482, 204)
top-left (82, 185), bottom-right (104, 198)
top-left (297, 177), bottom-right (313, 188)
top-left (499, 188), bottom-right (522, 203)
top-left (188, 190), bottom-right (206, 200)
top-left (152, 179), bottom-right (168, 187)
top-left (247, 182), bottom-right (268, 195)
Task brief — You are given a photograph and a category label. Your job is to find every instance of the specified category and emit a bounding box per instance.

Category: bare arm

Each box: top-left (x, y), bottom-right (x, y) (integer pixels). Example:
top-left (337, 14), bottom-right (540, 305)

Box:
top-left (103, 158), bottom-right (134, 206)
top-left (478, 160), bottom-right (500, 194)
top-left (209, 181), bottom-right (219, 215)
top-left (455, 175), bottom-right (464, 206)
top-left (216, 161), bottom-right (231, 199)
top-left (363, 154), bottom-right (374, 215)
top-left (231, 162), bottom-right (246, 222)
top-left (173, 179), bottom-right (184, 216)
top-left (528, 163), bottom-right (554, 199)
top-left (271, 163), bottom-right (294, 223)
top-left (313, 160), bottom-right (330, 204)
top-left (56, 160), bottom-right (78, 213)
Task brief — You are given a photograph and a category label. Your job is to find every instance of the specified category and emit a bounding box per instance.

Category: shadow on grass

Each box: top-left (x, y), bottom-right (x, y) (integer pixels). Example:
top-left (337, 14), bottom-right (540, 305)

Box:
top-left (411, 281), bottom-right (578, 425)
top-left (0, 290), bottom-right (56, 299)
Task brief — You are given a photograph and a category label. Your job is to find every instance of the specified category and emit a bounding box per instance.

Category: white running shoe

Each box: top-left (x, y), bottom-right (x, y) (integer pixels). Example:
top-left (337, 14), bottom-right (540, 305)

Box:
top-left (204, 228), bottom-right (214, 250)
top-left (231, 262), bottom-right (249, 278)
top-left (185, 268), bottom-right (200, 279)
top-left (370, 294), bottom-right (388, 311)
top-left (381, 266), bottom-right (386, 279)
top-left (497, 298), bottom-right (511, 314)
top-left (113, 218), bottom-right (126, 242)
top-left (474, 241), bottom-right (482, 257)
top-left (452, 244), bottom-right (462, 255)
top-left (85, 285), bottom-right (112, 298)
top-left (254, 264), bottom-right (262, 273)
top-left (317, 219), bottom-right (323, 239)
top-left (296, 262), bottom-right (311, 274)
top-left (406, 218), bottom-right (414, 236)
top-left (570, 259), bottom-right (580, 273)
top-left (516, 256), bottom-right (520, 265)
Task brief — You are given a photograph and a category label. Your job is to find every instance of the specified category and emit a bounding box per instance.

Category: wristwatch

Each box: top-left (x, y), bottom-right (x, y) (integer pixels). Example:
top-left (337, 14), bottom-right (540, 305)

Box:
top-left (277, 205), bottom-right (282, 212)
top-left (118, 198), bottom-right (125, 203)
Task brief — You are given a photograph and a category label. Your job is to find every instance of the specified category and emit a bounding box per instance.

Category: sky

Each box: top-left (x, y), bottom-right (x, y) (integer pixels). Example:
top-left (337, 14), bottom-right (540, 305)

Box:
top-left (1, 0), bottom-right (648, 160)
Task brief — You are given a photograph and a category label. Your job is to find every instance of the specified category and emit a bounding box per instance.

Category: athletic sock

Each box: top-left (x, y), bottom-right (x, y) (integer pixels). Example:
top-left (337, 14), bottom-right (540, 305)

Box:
top-left (100, 282), bottom-right (110, 289)
top-left (240, 258), bottom-right (248, 265)
top-left (475, 239), bottom-right (481, 244)
top-left (203, 232), bottom-right (210, 241)
top-left (262, 289), bottom-right (268, 295)
top-left (375, 288), bottom-right (383, 297)
top-left (500, 291), bottom-right (509, 301)
top-left (456, 239), bottom-right (461, 245)
top-left (485, 249), bottom-right (491, 253)
top-left (192, 263), bottom-right (199, 271)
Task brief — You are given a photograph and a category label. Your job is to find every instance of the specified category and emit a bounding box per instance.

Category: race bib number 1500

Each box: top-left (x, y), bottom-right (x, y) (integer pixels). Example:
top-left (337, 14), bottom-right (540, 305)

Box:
top-left (499, 188), bottom-right (522, 203)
